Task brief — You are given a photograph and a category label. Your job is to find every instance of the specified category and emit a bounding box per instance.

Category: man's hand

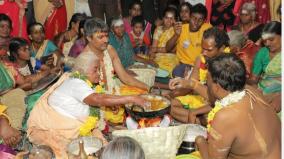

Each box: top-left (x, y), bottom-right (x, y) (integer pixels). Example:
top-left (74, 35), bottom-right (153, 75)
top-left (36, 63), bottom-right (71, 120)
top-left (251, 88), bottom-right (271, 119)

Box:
top-left (169, 77), bottom-right (190, 90)
top-left (188, 110), bottom-right (197, 123)
top-left (130, 96), bottom-right (151, 109)
top-left (174, 22), bottom-right (182, 36)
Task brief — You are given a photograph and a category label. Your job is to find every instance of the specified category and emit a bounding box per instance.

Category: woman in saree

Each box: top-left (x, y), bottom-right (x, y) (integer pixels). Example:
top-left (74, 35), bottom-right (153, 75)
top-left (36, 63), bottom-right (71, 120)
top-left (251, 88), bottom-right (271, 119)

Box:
top-left (231, 2), bottom-right (264, 45)
top-left (0, 61), bottom-right (27, 148)
top-left (109, 17), bottom-right (157, 69)
top-left (249, 21), bottom-right (281, 112)
top-left (68, 19), bottom-right (88, 58)
top-left (53, 13), bottom-right (87, 57)
top-left (27, 51), bottom-right (149, 158)
top-left (123, 1), bottom-right (152, 39)
top-left (33, 0), bottom-right (67, 40)
top-left (28, 22), bottom-right (61, 71)
top-left (151, 7), bottom-right (179, 76)
top-left (178, 2), bottom-right (191, 24)
top-left (0, 14), bottom-right (12, 60)
top-left (0, 0), bottom-right (28, 39)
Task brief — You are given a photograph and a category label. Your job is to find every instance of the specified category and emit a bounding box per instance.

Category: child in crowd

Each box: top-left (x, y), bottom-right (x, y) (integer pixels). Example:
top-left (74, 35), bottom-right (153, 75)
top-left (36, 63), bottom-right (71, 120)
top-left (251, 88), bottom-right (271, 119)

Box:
top-left (129, 16), bottom-right (151, 58)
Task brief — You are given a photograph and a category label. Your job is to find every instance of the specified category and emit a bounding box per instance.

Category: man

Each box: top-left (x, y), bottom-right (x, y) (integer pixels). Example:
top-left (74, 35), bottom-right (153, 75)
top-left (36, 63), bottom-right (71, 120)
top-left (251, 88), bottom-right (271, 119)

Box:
top-left (82, 18), bottom-right (149, 92)
top-left (195, 54), bottom-right (281, 159)
top-left (169, 27), bottom-right (229, 123)
top-left (166, 3), bottom-right (212, 78)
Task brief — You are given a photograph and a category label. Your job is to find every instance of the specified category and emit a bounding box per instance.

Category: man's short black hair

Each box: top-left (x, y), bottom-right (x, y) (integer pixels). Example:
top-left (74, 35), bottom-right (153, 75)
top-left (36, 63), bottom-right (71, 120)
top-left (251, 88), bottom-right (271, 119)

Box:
top-left (190, 3), bottom-right (208, 20)
top-left (208, 54), bottom-right (246, 92)
top-left (203, 27), bottom-right (230, 48)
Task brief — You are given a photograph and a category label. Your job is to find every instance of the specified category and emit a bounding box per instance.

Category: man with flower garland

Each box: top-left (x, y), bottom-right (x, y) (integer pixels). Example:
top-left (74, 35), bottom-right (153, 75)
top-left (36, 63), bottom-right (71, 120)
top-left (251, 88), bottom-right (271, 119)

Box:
top-left (169, 27), bottom-right (230, 124)
top-left (195, 54), bottom-right (280, 159)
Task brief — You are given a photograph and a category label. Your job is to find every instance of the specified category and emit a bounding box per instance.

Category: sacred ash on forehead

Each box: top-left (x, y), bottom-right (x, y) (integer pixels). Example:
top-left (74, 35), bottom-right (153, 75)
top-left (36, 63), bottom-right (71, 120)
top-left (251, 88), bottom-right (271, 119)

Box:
top-left (262, 33), bottom-right (276, 40)
top-left (113, 19), bottom-right (124, 27)
top-left (34, 25), bottom-right (43, 31)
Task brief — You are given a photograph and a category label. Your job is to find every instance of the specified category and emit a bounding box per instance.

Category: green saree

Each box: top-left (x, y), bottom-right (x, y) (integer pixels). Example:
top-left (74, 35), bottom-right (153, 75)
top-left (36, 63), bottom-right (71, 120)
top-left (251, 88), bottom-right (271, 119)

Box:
top-left (258, 53), bottom-right (281, 94)
top-left (0, 62), bottom-right (14, 93)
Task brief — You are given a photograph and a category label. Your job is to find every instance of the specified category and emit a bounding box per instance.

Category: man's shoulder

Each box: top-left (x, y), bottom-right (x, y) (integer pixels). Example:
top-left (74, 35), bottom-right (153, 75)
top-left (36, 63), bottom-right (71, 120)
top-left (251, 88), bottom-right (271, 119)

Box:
top-left (201, 23), bottom-right (212, 31)
top-left (214, 104), bottom-right (241, 124)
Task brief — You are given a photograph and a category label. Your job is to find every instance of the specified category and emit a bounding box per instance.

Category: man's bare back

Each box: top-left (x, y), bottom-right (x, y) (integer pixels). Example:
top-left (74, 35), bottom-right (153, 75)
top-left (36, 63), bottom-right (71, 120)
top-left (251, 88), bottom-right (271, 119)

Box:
top-left (225, 87), bottom-right (280, 159)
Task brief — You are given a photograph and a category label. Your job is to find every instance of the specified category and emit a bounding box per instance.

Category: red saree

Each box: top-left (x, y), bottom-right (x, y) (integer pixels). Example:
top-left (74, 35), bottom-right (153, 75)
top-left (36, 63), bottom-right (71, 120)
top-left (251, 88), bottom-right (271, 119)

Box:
top-left (0, 0), bottom-right (28, 39)
top-left (236, 40), bottom-right (259, 78)
top-left (44, 0), bottom-right (67, 40)
top-left (234, 0), bottom-right (270, 24)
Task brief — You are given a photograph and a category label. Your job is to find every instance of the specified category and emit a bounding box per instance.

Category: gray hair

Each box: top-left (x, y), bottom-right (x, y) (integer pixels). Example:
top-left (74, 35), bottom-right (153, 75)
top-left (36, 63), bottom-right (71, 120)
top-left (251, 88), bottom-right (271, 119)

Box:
top-left (101, 136), bottom-right (145, 159)
top-left (84, 18), bottom-right (108, 37)
top-left (241, 2), bottom-right (256, 20)
top-left (72, 51), bottom-right (98, 75)
top-left (228, 30), bottom-right (247, 48)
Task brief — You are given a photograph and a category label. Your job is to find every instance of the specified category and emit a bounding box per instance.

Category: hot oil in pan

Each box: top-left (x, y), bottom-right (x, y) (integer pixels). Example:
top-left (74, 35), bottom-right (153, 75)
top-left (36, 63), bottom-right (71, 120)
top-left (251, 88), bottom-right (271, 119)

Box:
top-left (146, 96), bottom-right (167, 111)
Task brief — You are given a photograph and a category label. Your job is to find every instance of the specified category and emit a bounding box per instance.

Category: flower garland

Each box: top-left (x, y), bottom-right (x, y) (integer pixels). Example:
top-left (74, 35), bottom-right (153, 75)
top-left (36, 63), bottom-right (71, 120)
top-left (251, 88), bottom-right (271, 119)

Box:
top-left (70, 71), bottom-right (106, 136)
top-left (207, 90), bottom-right (246, 132)
top-left (199, 55), bottom-right (207, 84)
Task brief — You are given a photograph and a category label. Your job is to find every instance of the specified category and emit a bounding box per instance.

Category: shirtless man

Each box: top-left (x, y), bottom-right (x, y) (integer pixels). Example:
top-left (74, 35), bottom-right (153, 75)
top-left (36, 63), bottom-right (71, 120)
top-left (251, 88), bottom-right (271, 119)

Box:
top-left (169, 27), bottom-right (230, 123)
top-left (81, 18), bottom-right (149, 92)
top-left (195, 54), bottom-right (281, 159)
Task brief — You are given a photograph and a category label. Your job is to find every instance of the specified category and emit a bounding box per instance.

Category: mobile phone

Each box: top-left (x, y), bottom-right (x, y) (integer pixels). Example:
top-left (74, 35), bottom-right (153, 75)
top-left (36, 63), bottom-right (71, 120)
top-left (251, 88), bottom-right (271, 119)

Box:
top-left (40, 54), bottom-right (53, 64)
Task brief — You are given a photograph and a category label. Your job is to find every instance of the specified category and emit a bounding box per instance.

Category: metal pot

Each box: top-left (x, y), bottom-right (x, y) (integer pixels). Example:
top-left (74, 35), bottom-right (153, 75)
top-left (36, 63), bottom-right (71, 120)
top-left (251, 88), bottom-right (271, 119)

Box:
top-left (178, 124), bottom-right (207, 155)
top-left (125, 95), bottom-right (170, 121)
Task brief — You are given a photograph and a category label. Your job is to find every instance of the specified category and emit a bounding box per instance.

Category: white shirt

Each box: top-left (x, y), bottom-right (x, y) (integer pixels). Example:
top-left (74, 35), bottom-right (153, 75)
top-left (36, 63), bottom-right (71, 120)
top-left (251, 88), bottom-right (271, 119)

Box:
top-left (48, 78), bottom-right (94, 120)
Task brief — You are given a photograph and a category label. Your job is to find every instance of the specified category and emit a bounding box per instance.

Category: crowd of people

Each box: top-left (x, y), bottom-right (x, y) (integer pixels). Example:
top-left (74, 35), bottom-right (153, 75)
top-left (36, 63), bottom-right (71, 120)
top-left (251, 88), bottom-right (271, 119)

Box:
top-left (0, 0), bottom-right (281, 159)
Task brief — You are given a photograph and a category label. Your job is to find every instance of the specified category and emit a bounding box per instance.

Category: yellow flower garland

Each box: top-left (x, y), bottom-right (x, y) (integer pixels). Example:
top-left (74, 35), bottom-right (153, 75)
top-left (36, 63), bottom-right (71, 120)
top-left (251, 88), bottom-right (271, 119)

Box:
top-left (199, 55), bottom-right (207, 84)
top-left (207, 91), bottom-right (245, 133)
top-left (79, 116), bottom-right (99, 136)
top-left (207, 102), bottom-right (222, 132)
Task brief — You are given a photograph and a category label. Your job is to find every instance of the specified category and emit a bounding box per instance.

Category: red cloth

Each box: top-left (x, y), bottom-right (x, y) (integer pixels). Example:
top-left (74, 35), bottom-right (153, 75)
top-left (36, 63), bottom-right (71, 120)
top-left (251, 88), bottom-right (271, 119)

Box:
top-left (129, 32), bottom-right (151, 48)
top-left (234, 0), bottom-right (271, 24)
top-left (0, 0), bottom-right (28, 40)
top-left (44, 1), bottom-right (67, 40)
top-left (206, 0), bottom-right (213, 22)
top-left (236, 40), bottom-right (259, 78)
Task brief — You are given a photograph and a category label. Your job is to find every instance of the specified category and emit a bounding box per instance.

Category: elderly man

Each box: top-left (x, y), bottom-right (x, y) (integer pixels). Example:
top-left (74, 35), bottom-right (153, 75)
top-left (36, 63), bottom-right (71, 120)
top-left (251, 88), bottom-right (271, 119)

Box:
top-left (196, 54), bottom-right (281, 159)
top-left (228, 30), bottom-right (260, 78)
top-left (166, 3), bottom-right (212, 78)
